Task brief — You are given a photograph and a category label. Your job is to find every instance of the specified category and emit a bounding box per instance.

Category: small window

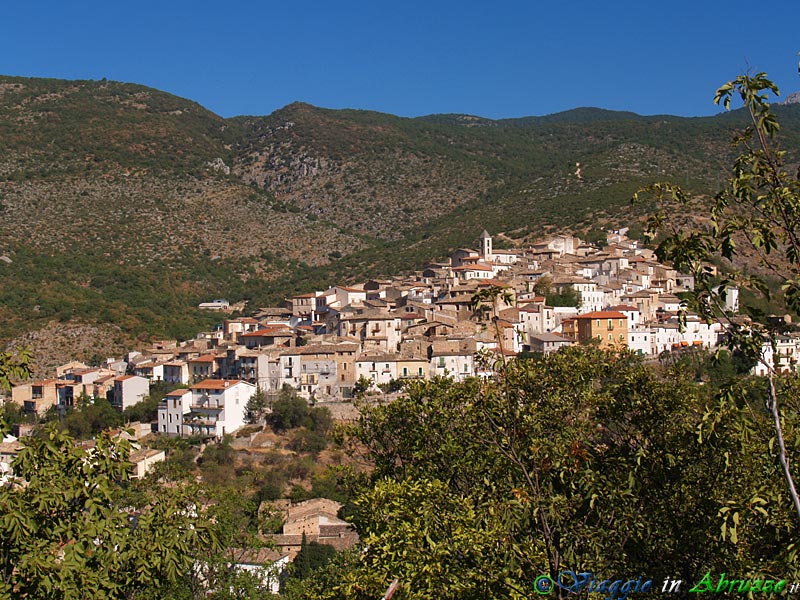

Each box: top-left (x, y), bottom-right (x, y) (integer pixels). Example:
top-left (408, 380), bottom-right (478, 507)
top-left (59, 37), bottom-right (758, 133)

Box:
top-left (608, 333), bottom-right (612, 341)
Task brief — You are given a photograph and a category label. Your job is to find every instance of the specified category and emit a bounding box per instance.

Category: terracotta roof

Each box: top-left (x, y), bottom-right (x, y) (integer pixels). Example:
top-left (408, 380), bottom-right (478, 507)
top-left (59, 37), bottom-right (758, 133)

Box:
top-left (165, 389), bottom-right (192, 397)
top-left (452, 263), bottom-right (494, 272)
top-left (188, 354), bottom-right (217, 363)
top-left (239, 327), bottom-right (292, 337)
top-left (190, 379), bottom-right (246, 390)
top-left (574, 311), bottom-right (627, 319)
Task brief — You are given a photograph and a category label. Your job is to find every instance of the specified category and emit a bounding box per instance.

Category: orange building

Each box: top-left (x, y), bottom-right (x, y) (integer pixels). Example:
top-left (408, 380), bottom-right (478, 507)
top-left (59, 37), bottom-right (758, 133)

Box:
top-left (573, 310), bottom-right (629, 349)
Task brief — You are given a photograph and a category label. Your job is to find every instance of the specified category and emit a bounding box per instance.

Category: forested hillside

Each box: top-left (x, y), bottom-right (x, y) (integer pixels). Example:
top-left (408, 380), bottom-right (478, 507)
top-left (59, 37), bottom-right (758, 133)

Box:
top-left (2, 74), bottom-right (799, 361)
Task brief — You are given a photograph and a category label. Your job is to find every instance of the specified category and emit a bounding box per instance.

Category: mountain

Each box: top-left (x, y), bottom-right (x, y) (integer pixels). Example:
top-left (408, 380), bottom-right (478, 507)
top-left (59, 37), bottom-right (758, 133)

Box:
top-left (1, 74), bottom-right (799, 366)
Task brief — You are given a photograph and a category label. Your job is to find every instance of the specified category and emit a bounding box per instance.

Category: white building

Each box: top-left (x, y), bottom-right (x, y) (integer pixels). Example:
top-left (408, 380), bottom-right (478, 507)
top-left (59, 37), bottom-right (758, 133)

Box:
top-left (355, 353), bottom-right (398, 387)
top-left (158, 388), bottom-right (192, 436)
top-left (628, 326), bottom-right (652, 356)
top-left (573, 281), bottom-right (605, 313)
top-left (181, 380), bottom-right (255, 438)
top-left (753, 335), bottom-right (800, 376)
top-left (429, 340), bottom-right (476, 382)
top-left (112, 375), bottom-right (150, 411)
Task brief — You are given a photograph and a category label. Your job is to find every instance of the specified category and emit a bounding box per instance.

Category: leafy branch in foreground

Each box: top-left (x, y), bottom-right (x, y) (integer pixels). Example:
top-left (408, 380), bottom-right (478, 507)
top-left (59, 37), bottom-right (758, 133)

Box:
top-left (633, 71), bottom-right (800, 525)
top-left (0, 425), bottom-right (220, 599)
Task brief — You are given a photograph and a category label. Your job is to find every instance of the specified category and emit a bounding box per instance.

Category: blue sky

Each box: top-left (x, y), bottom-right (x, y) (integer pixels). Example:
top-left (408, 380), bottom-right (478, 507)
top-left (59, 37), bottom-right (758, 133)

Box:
top-left (3, 1), bottom-right (798, 119)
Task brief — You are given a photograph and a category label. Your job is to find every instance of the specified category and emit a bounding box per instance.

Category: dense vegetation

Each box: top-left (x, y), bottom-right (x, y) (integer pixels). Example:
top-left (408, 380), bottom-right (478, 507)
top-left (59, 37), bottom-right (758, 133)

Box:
top-left (283, 347), bottom-right (799, 599)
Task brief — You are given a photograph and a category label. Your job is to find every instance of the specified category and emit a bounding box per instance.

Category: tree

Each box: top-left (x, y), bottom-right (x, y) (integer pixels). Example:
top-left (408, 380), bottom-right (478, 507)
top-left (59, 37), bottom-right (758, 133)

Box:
top-left (0, 424), bottom-right (219, 599)
top-left (268, 387), bottom-right (309, 432)
top-left (292, 535), bottom-right (337, 581)
top-left (60, 396), bottom-right (122, 439)
top-left (633, 72), bottom-right (800, 525)
top-left (0, 349), bottom-right (32, 393)
top-left (245, 386), bottom-right (268, 424)
top-left (353, 376), bottom-right (372, 397)
top-left (334, 347), bottom-right (799, 598)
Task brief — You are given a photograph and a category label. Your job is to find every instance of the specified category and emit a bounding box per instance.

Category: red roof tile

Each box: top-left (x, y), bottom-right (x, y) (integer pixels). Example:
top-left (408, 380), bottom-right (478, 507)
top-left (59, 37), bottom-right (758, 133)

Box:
top-left (574, 311), bottom-right (627, 319)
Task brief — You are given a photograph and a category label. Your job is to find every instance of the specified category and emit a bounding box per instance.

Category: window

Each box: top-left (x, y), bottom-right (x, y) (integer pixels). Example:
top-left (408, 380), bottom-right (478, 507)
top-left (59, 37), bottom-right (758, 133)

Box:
top-left (438, 357), bottom-right (446, 368)
top-left (418, 367), bottom-right (423, 376)
top-left (403, 367), bottom-right (408, 377)
top-left (619, 333), bottom-right (624, 341)
top-left (608, 333), bottom-right (612, 341)
top-left (463, 364), bottom-right (469, 372)
top-left (596, 320), bottom-right (601, 327)
top-left (608, 319), bottom-right (613, 329)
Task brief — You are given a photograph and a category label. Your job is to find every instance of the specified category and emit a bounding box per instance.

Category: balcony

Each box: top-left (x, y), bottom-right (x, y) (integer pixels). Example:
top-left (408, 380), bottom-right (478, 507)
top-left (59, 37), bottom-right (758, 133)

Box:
top-left (191, 402), bottom-right (223, 411)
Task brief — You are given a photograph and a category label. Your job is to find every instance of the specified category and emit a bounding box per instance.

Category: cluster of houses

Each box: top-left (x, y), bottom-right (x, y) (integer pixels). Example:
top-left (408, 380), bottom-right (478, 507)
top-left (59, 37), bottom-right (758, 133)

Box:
top-left (9, 229), bottom-right (800, 439)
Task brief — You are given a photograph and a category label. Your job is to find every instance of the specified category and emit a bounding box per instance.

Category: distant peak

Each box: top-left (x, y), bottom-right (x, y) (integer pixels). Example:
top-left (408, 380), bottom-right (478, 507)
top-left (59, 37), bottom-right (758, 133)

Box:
top-left (782, 91), bottom-right (800, 105)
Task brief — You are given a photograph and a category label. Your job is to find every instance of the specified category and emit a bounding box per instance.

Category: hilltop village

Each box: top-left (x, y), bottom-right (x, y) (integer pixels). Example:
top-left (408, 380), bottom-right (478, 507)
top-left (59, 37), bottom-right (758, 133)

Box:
top-left (9, 228), bottom-right (796, 438)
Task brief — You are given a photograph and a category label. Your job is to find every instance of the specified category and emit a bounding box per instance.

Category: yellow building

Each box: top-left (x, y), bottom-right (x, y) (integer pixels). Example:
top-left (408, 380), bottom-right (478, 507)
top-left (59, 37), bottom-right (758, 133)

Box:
top-left (573, 310), bottom-right (628, 349)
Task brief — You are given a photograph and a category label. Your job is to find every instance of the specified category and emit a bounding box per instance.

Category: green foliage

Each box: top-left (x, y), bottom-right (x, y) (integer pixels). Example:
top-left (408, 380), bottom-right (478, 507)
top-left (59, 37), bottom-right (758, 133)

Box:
top-left (59, 397), bottom-right (122, 439)
top-left (322, 347), bottom-right (799, 598)
top-left (531, 276), bottom-right (580, 307)
top-left (268, 392), bottom-right (310, 432)
top-left (353, 376), bottom-right (372, 397)
top-left (268, 387), bottom-right (331, 438)
top-left (0, 349), bottom-right (32, 392)
top-left (0, 400), bottom-right (31, 431)
top-left (245, 386), bottom-right (268, 424)
top-left (634, 71), bottom-right (800, 525)
top-left (199, 437), bottom-right (237, 485)
top-left (0, 424), bottom-right (219, 599)
top-left (292, 536), bottom-right (337, 581)
top-left (288, 428), bottom-right (328, 456)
